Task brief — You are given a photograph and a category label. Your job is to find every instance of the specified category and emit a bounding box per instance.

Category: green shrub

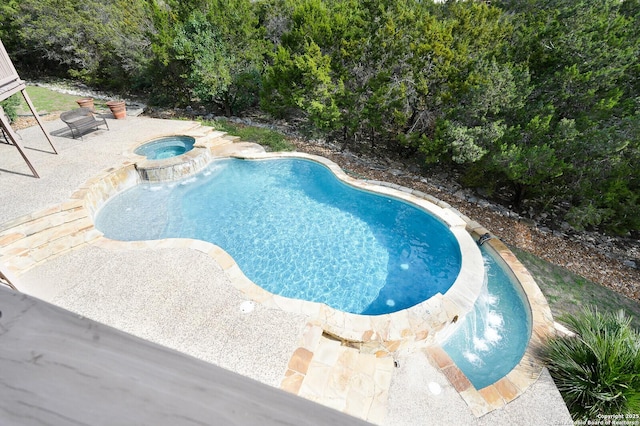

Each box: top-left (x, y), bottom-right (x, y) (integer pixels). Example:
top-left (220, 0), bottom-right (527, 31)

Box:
top-left (540, 308), bottom-right (640, 420)
top-left (0, 94), bottom-right (21, 122)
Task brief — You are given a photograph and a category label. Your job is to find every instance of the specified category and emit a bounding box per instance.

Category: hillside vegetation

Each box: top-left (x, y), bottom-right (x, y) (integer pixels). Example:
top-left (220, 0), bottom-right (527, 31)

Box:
top-left (1, 0), bottom-right (639, 235)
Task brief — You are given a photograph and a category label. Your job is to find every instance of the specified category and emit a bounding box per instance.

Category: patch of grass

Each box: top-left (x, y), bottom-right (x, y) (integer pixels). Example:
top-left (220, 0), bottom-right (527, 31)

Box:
top-left (16, 85), bottom-right (108, 115)
top-left (510, 245), bottom-right (640, 330)
top-left (203, 118), bottom-right (294, 152)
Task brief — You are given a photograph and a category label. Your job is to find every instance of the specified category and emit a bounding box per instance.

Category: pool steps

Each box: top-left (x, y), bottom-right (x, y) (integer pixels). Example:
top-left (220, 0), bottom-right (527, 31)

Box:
top-left (0, 123), bottom-right (228, 273)
top-left (0, 200), bottom-right (103, 275)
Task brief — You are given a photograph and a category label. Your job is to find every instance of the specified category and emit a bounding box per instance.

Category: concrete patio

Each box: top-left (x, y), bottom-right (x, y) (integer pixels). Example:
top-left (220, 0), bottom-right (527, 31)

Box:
top-left (0, 113), bottom-right (573, 425)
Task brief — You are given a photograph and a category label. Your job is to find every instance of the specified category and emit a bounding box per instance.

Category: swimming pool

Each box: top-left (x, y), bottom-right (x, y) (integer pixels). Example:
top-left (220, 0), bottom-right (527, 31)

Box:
top-left (95, 158), bottom-right (464, 315)
top-left (442, 244), bottom-right (532, 389)
top-left (79, 147), bottom-right (547, 412)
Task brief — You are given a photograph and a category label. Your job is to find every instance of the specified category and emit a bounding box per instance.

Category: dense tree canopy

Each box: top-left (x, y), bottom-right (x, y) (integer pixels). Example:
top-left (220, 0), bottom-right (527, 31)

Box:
top-left (1, 0), bottom-right (639, 234)
top-left (2, 0), bottom-right (152, 90)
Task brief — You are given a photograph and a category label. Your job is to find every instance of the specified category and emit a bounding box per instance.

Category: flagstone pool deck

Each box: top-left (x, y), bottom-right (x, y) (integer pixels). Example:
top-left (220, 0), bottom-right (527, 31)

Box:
top-left (0, 113), bottom-right (572, 425)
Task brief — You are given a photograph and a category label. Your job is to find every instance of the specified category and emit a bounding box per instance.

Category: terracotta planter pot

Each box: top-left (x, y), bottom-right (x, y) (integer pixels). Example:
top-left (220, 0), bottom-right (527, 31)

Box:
top-left (106, 100), bottom-right (126, 119)
top-left (76, 97), bottom-right (95, 111)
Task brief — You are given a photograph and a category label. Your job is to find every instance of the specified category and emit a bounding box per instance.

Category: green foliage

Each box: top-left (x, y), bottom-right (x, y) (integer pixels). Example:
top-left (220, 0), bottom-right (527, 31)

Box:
top-left (220, 69), bottom-right (263, 116)
top-left (262, 41), bottom-right (341, 129)
top-left (257, 0), bottom-right (640, 231)
top-left (434, 120), bottom-right (492, 164)
top-left (540, 308), bottom-right (640, 420)
top-left (173, 11), bottom-right (231, 101)
top-left (6, 0), bottom-right (153, 91)
top-left (428, 58), bottom-right (530, 163)
top-left (0, 0), bottom-right (20, 49)
top-left (563, 104), bottom-right (640, 234)
top-left (495, 0), bottom-right (640, 226)
top-left (0, 94), bottom-right (20, 122)
top-left (147, 0), bottom-right (264, 114)
top-left (260, 0), bottom-right (362, 132)
top-left (565, 203), bottom-right (615, 232)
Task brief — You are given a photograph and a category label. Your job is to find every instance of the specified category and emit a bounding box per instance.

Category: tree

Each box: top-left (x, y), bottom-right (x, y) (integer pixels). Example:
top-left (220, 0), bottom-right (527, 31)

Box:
top-left (565, 108), bottom-right (640, 233)
top-left (262, 40), bottom-right (342, 129)
top-left (172, 11), bottom-right (231, 106)
top-left (0, 0), bottom-right (20, 49)
top-left (492, 116), bottom-right (574, 207)
top-left (148, 0), bottom-right (265, 113)
top-left (260, 0), bottom-right (360, 133)
top-left (5, 0), bottom-right (152, 91)
top-left (487, 0), bottom-right (640, 231)
top-left (426, 59), bottom-right (530, 166)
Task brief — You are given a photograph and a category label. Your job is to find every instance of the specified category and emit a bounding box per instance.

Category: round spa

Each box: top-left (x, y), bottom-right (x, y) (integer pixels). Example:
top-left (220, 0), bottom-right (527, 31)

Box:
top-left (134, 136), bottom-right (196, 160)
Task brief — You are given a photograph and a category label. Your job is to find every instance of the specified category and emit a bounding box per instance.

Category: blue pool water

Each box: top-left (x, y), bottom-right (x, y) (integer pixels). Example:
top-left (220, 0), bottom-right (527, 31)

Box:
top-left (442, 245), bottom-right (532, 389)
top-left (95, 158), bottom-right (462, 314)
top-left (134, 136), bottom-right (195, 160)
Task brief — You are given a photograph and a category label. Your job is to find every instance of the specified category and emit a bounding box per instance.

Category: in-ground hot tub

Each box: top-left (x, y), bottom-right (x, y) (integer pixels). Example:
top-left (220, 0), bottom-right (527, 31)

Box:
top-left (132, 135), bottom-right (210, 182)
top-left (134, 136), bottom-right (196, 160)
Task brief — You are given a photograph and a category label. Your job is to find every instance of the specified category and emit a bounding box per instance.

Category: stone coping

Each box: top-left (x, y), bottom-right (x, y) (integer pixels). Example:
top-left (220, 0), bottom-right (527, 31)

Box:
top-left (124, 128), bottom-right (232, 182)
top-left (211, 152), bottom-right (486, 348)
top-left (0, 141), bottom-right (556, 418)
top-left (30, 148), bottom-right (484, 349)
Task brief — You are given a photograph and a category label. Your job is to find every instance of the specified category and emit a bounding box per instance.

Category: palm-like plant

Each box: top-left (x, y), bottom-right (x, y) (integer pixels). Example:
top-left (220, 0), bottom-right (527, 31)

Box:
top-left (540, 308), bottom-right (640, 420)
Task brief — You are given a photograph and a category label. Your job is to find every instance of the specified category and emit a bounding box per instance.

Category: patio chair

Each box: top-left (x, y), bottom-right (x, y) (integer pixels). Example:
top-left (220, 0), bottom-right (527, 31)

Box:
top-left (60, 107), bottom-right (109, 139)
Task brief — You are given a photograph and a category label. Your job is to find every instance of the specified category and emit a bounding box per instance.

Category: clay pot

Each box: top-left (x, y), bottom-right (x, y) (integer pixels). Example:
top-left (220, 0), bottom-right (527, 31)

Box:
top-left (76, 97), bottom-right (95, 111)
top-left (106, 100), bottom-right (126, 119)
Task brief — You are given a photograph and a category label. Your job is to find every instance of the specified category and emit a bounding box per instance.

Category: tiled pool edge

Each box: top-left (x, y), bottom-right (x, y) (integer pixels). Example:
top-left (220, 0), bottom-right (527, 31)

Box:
top-left (0, 149), bottom-right (557, 419)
